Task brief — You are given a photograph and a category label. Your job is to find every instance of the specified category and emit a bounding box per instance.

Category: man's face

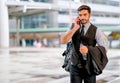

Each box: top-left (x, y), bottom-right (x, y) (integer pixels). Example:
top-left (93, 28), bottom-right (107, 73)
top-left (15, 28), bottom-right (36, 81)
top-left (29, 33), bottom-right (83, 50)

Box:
top-left (78, 10), bottom-right (91, 24)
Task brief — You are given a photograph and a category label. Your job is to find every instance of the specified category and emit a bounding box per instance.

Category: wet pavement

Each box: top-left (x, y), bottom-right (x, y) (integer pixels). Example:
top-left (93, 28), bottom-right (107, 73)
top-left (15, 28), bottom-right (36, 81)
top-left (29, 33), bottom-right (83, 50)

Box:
top-left (0, 47), bottom-right (120, 83)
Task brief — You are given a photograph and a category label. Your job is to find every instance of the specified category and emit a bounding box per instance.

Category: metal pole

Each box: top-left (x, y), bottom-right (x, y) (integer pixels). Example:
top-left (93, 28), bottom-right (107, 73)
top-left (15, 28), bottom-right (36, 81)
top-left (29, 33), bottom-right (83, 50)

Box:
top-left (16, 17), bottom-right (20, 46)
top-left (0, 1), bottom-right (10, 82)
top-left (69, 0), bottom-right (72, 27)
top-left (0, 0), bottom-right (9, 48)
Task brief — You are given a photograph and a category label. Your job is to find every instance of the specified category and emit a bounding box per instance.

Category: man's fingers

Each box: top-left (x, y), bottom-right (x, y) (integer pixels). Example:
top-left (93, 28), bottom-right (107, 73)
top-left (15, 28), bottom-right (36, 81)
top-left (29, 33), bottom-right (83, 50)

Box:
top-left (79, 46), bottom-right (88, 54)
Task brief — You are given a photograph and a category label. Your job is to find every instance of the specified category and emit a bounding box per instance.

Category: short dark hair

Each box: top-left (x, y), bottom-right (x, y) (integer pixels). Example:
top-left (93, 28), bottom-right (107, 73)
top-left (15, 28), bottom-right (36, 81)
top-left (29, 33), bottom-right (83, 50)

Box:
top-left (77, 5), bottom-right (91, 13)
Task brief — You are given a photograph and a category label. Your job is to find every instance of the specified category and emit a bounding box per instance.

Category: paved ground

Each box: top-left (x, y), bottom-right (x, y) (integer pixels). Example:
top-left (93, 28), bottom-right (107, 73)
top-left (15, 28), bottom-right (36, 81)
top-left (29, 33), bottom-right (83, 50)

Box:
top-left (0, 47), bottom-right (120, 83)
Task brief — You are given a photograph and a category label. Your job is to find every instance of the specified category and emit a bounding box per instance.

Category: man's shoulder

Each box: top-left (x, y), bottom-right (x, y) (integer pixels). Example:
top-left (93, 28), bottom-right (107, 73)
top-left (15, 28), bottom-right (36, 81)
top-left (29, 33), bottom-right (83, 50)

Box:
top-left (90, 23), bottom-right (98, 29)
top-left (89, 23), bottom-right (98, 32)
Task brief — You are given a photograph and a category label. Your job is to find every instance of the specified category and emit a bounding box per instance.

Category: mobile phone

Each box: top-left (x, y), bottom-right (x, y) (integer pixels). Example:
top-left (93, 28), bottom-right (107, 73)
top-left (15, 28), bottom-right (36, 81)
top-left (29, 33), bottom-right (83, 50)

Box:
top-left (77, 20), bottom-right (81, 25)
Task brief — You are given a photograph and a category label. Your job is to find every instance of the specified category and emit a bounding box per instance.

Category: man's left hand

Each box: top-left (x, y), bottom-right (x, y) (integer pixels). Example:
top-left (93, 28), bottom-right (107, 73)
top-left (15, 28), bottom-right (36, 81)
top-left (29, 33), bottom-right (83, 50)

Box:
top-left (79, 45), bottom-right (88, 54)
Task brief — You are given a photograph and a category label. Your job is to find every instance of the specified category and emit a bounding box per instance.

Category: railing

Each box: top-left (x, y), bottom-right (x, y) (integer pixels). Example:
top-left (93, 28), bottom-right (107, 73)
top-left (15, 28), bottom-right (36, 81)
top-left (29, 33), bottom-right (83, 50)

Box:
top-left (9, 26), bottom-right (120, 33)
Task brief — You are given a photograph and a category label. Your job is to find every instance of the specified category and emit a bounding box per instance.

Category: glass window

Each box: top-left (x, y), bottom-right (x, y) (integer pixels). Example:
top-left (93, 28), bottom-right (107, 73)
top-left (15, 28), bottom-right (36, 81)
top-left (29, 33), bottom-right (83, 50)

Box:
top-left (108, 1), bottom-right (119, 6)
top-left (59, 23), bottom-right (69, 27)
top-left (33, 0), bottom-right (48, 2)
top-left (21, 0), bottom-right (29, 1)
top-left (20, 13), bottom-right (48, 29)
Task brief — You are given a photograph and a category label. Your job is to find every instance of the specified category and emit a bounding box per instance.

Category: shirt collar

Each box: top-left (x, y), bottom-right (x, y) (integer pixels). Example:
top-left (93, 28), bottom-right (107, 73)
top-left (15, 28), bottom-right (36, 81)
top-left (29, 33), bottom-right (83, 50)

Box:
top-left (84, 22), bottom-right (91, 29)
top-left (81, 22), bottom-right (91, 34)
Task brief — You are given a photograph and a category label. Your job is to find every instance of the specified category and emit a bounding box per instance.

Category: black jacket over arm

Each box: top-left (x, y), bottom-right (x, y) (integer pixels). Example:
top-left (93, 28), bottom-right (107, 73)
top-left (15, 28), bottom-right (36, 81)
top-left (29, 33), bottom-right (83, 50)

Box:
top-left (86, 46), bottom-right (108, 75)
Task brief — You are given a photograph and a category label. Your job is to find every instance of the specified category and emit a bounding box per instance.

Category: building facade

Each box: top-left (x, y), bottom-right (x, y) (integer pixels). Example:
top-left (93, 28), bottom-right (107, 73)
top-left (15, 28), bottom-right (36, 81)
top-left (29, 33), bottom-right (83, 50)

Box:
top-left (1, 0), bottom-right (120, 47)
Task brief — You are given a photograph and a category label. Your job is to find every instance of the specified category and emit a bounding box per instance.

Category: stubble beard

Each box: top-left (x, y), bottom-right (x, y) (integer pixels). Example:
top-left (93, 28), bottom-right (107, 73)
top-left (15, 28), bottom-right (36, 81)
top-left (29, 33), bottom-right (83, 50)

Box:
top-left (81, 19), bottom-right (89, 25)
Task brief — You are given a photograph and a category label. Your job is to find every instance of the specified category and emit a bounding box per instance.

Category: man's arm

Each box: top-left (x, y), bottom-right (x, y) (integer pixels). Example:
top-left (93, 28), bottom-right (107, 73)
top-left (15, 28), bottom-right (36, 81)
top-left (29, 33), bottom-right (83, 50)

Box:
top-left (60, 17), bottom-right (81, 44)
top-left (60, 27), bottom-right (78, 44)
top-left (95, 29), bottom-right (108, 52)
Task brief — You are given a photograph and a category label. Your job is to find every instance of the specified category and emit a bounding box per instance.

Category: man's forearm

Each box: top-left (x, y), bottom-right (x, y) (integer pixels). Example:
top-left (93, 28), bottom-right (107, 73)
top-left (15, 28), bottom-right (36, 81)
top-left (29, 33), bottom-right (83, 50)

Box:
top-left (60, 27), bottom-right (78, 44)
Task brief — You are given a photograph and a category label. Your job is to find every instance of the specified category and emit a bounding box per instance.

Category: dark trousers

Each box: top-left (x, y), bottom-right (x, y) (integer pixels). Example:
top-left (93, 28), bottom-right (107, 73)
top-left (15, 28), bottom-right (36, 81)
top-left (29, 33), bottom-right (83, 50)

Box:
top-left (70, 65), bottom-right (96, 83)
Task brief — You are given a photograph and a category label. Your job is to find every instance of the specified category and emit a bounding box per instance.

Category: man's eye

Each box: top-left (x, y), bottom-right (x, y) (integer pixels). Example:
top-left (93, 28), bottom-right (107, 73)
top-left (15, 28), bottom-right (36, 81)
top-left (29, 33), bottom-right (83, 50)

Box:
top-left (79, 15), bottom-right (82, 16)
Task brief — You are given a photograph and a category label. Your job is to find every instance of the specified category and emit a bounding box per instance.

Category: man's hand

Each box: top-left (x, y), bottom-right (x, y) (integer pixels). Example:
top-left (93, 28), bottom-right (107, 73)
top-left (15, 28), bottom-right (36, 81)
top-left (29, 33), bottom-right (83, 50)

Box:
top-left (60, 17), bottom-right (81, 44)
top-left (79, 45), bottom-right (88, 54)
top-left (73, 17), bottom-right (81, 31)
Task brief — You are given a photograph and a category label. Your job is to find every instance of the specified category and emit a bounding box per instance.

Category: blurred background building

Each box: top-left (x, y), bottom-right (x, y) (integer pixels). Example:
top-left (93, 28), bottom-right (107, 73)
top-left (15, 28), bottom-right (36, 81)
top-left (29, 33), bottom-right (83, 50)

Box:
top-left (1, 0), bottom-right (120, 48)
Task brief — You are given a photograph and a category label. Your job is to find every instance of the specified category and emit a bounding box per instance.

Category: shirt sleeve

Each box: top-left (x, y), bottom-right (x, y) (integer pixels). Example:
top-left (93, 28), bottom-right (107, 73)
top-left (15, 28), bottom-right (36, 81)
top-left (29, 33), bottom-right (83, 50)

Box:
top-left (95, 29), bottom-right (109, 51)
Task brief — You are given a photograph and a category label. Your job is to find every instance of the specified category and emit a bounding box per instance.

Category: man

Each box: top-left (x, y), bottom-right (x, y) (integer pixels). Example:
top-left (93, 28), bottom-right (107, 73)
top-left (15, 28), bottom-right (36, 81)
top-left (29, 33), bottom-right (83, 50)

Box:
top-left (61, 5), bottom-right (108, 83)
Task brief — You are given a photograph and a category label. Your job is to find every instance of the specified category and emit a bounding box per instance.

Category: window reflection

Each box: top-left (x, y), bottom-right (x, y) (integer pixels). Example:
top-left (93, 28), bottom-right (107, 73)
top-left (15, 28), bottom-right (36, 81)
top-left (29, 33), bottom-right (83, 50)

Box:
top-left (20, 13), bottom-right (48, 29)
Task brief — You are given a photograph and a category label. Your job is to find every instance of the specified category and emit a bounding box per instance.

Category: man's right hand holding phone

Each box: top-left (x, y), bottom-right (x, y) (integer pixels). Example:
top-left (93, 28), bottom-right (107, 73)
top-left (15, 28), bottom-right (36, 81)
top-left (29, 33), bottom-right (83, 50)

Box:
top-left (60, 17), bottom-right (81, 44)
top-left (73, 17), bottom-right (81, 31)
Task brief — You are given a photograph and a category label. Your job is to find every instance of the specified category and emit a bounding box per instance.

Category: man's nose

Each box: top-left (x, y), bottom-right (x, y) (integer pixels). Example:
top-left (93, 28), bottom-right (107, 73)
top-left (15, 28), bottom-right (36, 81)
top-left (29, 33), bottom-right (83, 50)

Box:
top-left (80, 15), bottom-right (85, 19)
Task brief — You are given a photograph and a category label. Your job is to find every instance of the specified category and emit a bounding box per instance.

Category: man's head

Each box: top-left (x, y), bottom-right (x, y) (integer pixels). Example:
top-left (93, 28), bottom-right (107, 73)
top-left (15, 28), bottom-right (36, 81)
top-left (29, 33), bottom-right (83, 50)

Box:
top-left (77, 5), bottom-right (91, 25)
